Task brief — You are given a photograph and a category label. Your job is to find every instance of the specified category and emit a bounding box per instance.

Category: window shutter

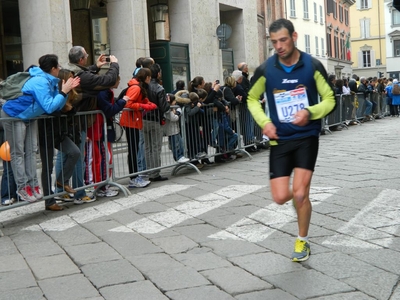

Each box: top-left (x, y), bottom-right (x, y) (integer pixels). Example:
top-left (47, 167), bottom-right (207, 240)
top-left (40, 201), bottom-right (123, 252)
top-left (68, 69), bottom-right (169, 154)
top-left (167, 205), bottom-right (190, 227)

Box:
top-left (368, 0), bottom-right (372, 9)
top-left (357, 0), bottom-right (361, 10)
top-left (358, 51), bottom-right (363, 68)
top-left (371, 50), bottom-right (376, 67)
top-left (360, 19), bottom-right (365, 38)
top-left (366, 19), bottom-right (370, 38)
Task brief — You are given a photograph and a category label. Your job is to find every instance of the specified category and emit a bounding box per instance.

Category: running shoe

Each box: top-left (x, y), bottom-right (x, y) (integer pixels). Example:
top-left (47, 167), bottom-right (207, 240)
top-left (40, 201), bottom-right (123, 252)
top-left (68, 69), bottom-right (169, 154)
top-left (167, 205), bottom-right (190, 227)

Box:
top-left (55, 194), bottom-right (74, 202)
top-left (128, 176), bottom-right (151, 188)
top-left (33, 186), bottom-right (43, 200)
top-left (97, 188), bottom-right (119, 197)
top-left (74, 195), bottom-right (96, 205)
top-left (17, 186), bottom-right (36, 203)
top-left (291, 238), bottom-right (311, 262)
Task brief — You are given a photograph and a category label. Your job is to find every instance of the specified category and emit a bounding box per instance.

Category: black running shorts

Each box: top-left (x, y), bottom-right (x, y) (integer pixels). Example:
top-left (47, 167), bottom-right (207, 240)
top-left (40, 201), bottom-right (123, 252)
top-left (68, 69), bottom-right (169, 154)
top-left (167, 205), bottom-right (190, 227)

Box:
top-left (269, 136), bottom-right (319, 179)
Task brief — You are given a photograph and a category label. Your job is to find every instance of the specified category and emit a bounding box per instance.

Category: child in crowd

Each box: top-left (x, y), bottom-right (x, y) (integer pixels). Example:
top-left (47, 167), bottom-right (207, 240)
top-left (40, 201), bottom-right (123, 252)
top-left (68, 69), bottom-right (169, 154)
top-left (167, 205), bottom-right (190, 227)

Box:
top-left (87, 76), bottom-right (127, 197)
top-left (163, 93), bottom-right (190, 163)
top-left (184, 92), bottom-right (207, 163)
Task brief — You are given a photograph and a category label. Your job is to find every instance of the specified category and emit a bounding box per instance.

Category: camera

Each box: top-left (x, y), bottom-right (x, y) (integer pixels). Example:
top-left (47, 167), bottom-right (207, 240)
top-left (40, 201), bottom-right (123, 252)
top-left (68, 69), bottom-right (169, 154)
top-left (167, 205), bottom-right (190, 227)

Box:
top-left (216, 80), bottom-right (220, 84)
top-left (105, 56), bottom-right (110, 62)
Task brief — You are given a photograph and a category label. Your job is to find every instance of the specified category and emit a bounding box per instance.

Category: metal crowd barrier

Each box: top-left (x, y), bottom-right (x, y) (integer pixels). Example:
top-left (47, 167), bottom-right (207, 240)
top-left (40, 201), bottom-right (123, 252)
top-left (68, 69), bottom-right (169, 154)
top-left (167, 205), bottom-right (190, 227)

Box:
top-left (322, 92), bottom-right (388, 133)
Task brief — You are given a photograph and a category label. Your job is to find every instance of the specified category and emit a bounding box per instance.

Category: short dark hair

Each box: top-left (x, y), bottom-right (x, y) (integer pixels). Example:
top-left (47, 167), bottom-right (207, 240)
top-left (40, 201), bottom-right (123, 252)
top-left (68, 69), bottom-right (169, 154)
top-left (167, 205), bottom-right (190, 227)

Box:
top-left (136, 57), bottom-right (145, 68)
top-left (39, 54), bottom-right (59, 73)
top-left (269, 18), bottom-right (295, 36)
top-left (142, 57), bottom-right (154, 69)
top-left (175, 80), bottom-right (185, 90)
top-left (150, 63), bottom-right (161, 79)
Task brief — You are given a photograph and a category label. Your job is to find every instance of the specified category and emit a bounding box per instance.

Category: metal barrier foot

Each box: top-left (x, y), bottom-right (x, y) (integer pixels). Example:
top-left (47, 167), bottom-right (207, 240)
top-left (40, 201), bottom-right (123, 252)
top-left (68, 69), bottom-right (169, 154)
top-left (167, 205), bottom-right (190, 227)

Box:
top-left (172, 162), bottom-right (201, 175)
top-left (236, 149), bottom-right (252, 159)
top-left (98, 182), bottom-right (131, 197)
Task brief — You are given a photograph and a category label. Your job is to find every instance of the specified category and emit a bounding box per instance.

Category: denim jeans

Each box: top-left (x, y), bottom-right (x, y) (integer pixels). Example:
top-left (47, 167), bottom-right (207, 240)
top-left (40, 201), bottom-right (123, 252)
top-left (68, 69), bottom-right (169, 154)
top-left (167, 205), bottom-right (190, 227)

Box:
top-left (56, 130), bottom-right (87, 199)
top-left (168, 133), bottom-right (184, 161)
top-left (137, 129), bottom-right (146, 172)
top-left (1, 160), bottom-right (17, 201)
top-left (1, 110), bottom-right (38, 190)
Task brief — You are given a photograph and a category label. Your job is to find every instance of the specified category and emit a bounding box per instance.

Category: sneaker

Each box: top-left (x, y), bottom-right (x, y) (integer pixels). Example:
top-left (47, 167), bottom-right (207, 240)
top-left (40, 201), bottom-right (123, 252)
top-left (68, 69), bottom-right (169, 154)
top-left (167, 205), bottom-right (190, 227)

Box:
top-left (17, 186), bottom-right (36, 203)
top-left (129, 176), bottom-right (151, 188)
top-left (177, 156), bottom-right (190, 163)
top-left (1, 198), bottom-right (15, 206)
top-left (55, 194), bottom-right (74, 202)
top-left (195, 152), bottom-right (207, 159)
top-left (291, 238), bottom-right (311, 262)
top-left (33, 186), bottom-right (43, 200)
top-left (74, 195), bottom-right (96, 205)
top-left (97, 188), bottom-right (119, 197)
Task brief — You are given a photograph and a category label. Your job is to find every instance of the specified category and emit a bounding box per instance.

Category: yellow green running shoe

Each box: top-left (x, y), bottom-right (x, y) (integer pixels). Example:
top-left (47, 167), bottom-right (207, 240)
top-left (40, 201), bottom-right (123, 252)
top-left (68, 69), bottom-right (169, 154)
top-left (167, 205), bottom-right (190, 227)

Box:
top-left (291, 238), bottom-right (310, 262)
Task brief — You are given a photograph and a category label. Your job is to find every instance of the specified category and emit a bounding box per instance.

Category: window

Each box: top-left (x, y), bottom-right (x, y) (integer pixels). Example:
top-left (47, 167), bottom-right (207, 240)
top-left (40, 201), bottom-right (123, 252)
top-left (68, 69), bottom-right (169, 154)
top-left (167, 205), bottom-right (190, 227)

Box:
top-left (320, 5), bottom-right (323, 24)
top-left (334, 32), bottom-right (339, 58)
top-left (305, 34), bottom-right (311, 53)
top-left (321, 37), bottom-right (325, 56)
top-left (290, 0), bottom-right (296, 17)
top-left (361, 0), bottom-right (369, 9)
top-left (315, 36), bottom-right (319, 55)
top-left (339, 5), bottom-right (343, 23)
top-left (393, 9), bottom-right (400, 26)
top-left (344, 9), bottom-right (349, 25)
top-left (395, 40), bottom-right (400, 56)
top-left (333, 0), bottom-right (337, 19)
top-left (362, 50), bottom-right (371, 67)
top-left (360, 19), bottom-right (370, 38)
top-left (303, 0), bottom-right (309, 19)
top-left (314, 2), bottom-right (317, 22)
top-left (326, 32), bottom-right (332, 57)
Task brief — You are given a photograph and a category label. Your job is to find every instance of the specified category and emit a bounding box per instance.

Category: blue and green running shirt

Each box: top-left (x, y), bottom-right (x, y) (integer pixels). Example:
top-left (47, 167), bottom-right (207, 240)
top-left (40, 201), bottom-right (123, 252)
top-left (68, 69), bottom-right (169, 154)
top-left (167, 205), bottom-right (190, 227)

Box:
top-left (247, 51), bottom-right (336, 142)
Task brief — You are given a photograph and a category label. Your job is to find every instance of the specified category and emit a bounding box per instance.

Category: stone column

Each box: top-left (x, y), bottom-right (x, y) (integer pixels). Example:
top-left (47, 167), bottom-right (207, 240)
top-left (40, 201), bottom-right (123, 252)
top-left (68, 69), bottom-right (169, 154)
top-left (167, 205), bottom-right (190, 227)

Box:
top-left (18, 0), bottom-right (72, 68)
top-left (106, 0), bottom-right (150, 89)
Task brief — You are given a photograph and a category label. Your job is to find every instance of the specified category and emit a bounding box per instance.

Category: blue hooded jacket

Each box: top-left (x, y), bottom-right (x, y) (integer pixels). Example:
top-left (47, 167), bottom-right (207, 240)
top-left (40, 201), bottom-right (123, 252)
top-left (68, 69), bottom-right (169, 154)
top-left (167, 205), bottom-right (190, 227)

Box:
top-left (2, 66), bottom-right (67, 120)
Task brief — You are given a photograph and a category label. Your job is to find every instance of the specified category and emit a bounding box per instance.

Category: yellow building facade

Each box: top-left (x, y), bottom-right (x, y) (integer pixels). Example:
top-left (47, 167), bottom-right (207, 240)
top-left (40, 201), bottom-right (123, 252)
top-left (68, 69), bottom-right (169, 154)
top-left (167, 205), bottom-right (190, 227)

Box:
top-left (350, 0), bottom-right (386, 78)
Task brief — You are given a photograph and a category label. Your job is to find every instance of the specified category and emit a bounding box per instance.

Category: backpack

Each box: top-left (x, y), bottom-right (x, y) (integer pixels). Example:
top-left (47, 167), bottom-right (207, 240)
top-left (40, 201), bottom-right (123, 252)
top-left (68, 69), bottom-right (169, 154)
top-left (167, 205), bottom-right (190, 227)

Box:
top-left (0, 72), bottom-right (31, 100)
top-left (393, 83), bottom-right (400, 95)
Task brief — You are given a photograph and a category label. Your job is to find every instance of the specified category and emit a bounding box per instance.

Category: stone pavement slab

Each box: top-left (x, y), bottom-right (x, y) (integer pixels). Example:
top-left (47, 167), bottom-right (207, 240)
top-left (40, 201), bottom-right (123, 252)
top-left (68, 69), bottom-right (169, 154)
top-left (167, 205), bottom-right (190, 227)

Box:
top-left (99, 280), bottom-right (168, 300)
top-left (173, 251), bottom-right (233, 271)
top-left (166, 285), bottom-right (235, 300)
top-left (0, 287), bottom-right (45, 300)
top-left (64, 242), bottom-right (122, 266)
top-left (0, 269), bottom-right (37, 292)
top-left (25, 254), bottom-right (80, 280)
top-left (38, 274), bottom-right (100, 300)
top-left (264, 269), bottom-right (354, 299)
top-left (235, 289), bottom-right (298, 300)
top-left (0, 253), bottom-right (28, 272)
top-left (81, 259), bottom-right (144, 288)
top-left (200, 266), bottom-right (273, 295)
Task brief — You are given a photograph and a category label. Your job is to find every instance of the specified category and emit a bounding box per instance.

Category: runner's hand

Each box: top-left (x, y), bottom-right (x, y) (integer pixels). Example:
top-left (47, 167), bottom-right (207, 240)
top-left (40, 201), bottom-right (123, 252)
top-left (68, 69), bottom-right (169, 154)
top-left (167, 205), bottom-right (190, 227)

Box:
top-left (292, 109), bottom-right (310, 126)
top-left (263, 122), bottom-right (278, 140)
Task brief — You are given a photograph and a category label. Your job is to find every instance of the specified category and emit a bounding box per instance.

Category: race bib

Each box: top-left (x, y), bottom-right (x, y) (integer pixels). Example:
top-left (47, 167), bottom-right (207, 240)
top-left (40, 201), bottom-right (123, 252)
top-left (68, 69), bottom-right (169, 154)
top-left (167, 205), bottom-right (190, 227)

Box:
top-left (273, 87), bottom-right (309, 123)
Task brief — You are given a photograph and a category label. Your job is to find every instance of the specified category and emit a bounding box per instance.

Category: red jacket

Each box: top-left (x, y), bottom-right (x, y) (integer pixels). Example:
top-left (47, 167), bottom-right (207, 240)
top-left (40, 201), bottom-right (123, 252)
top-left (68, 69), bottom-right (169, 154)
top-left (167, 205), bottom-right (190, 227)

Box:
top-left (119, 78), bottom-right (157, 129)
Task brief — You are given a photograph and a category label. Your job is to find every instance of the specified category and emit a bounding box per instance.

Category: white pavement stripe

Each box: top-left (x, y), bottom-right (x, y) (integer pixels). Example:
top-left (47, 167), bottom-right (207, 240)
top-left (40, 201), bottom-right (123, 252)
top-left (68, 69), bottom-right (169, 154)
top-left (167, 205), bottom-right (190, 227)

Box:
top-left (0, 202), bottom-right (45, 224)
top-left (109, 185), bottom-right (265, 234)
top-left (23, 185), bottom-right (193, 232)
top-left (322, 189), bottom-right (398, 249)
top-left (208, 187), bottom-right (341, 243)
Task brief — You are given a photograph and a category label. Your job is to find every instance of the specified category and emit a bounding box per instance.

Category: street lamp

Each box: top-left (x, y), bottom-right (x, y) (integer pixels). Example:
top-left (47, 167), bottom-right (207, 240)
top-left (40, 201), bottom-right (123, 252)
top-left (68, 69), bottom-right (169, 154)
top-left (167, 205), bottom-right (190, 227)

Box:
top-left (151, 0), bottom-right (169, 40)
top-left (70, 0), bottom-right (91, 11)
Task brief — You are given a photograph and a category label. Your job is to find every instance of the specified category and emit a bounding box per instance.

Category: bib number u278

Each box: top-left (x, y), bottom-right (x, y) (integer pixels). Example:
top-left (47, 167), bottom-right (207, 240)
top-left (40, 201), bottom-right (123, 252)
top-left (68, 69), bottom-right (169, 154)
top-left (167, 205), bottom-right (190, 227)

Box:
top-left (273, 87), bottom-right (309, 123)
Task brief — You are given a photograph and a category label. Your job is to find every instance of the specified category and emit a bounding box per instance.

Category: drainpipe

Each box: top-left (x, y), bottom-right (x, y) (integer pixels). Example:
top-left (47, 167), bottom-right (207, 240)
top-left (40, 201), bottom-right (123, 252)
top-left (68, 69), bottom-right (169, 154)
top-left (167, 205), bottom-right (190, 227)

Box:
top-left (377, 0), bottom-right (382, 70)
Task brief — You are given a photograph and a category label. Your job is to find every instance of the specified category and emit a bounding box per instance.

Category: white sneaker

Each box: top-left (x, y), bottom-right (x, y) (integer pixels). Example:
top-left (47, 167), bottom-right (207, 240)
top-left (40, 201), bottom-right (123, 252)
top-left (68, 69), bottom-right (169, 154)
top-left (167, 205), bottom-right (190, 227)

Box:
top-left (17, 186), bottom-right (37, 203)
top-left (1, 198), bottom-right (15, 205)
top-left (97, 188), bottom-right (119, 197)
top-left (74, 195), bottom-right (96, 205)
top-left (128, 176), bottom-right (151, 188)
top-left (177, 156), bottom-right (190, 163)
top-left (33, 186), bottom-right (43, 200)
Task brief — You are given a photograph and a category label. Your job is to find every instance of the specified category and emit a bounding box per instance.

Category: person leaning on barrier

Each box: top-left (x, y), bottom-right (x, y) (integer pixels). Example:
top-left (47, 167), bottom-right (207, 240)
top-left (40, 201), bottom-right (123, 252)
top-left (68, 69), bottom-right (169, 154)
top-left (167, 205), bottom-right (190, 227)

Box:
top-left (358, 77), bottom-right (374, 122)
top-left (57, 45), bottom-right (119, 205)
top-left (142, 63), bottom-right (170, 182)
top-left (119, 68), bottom-right (157, 188)
top-left (1, 54), bottom-right (80, 203)
top-left (38, 69), bottom-right (81, 211)
top-left (247, 18), bottom-right (335, 262)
